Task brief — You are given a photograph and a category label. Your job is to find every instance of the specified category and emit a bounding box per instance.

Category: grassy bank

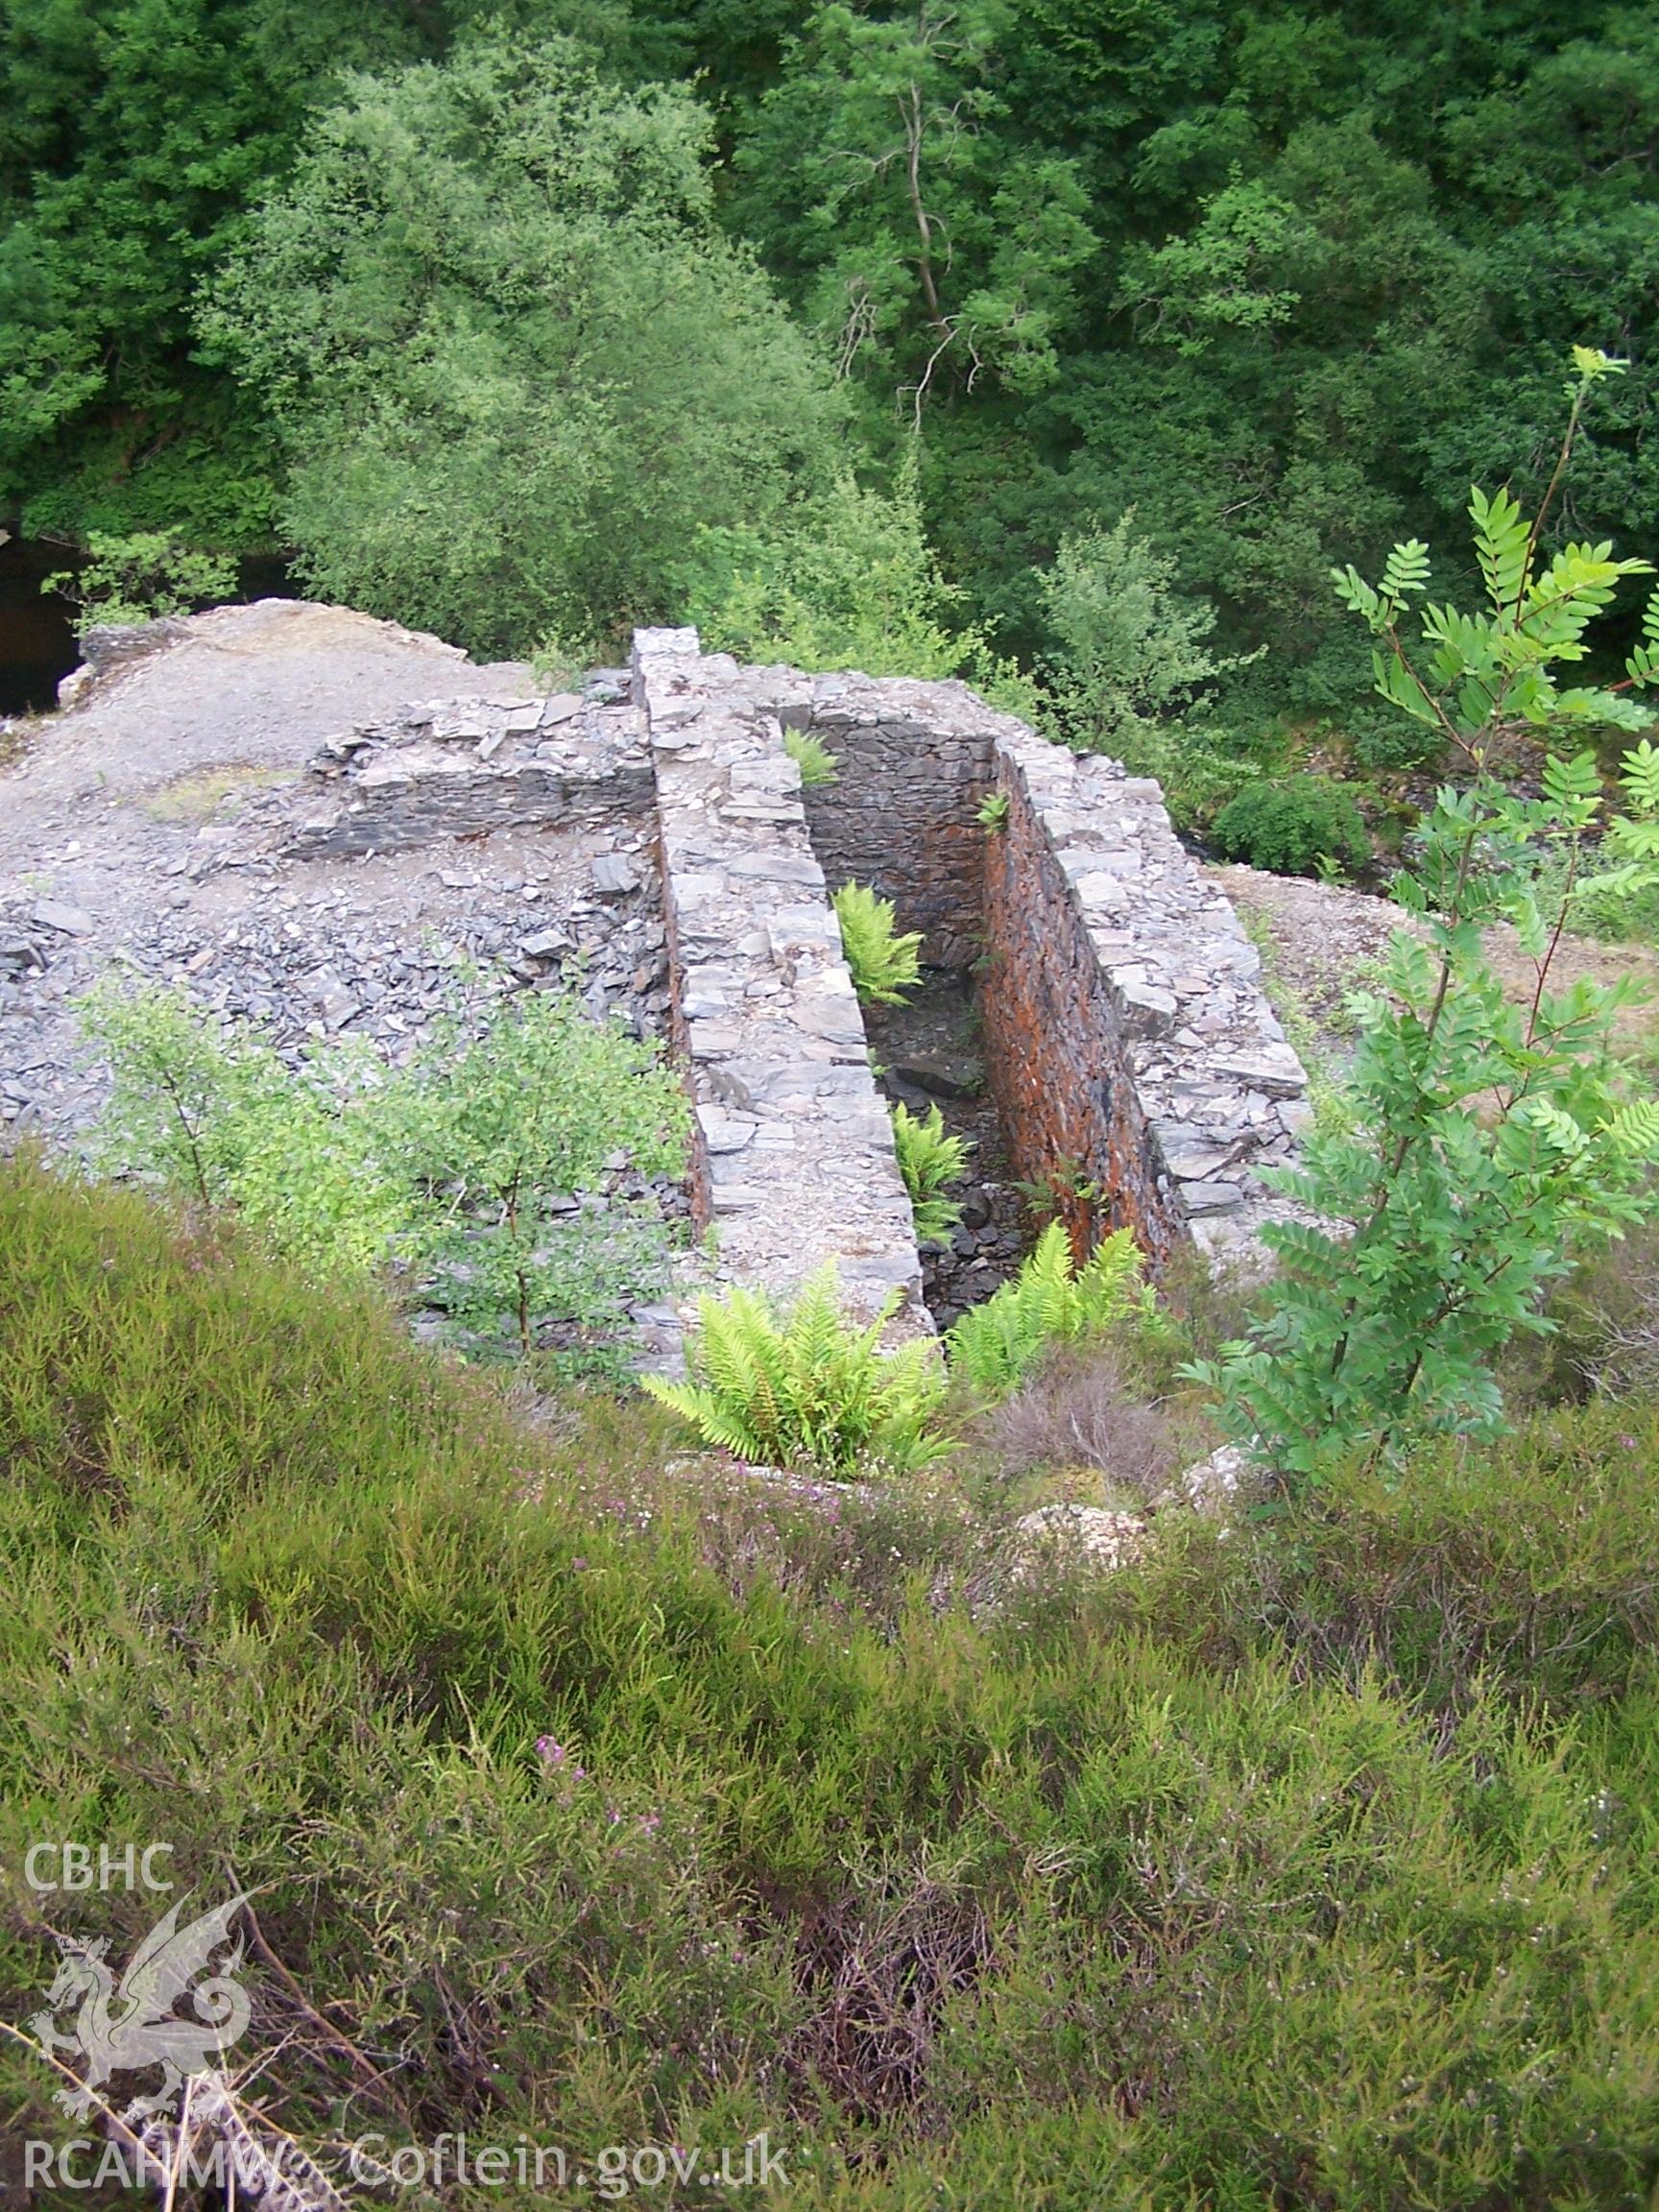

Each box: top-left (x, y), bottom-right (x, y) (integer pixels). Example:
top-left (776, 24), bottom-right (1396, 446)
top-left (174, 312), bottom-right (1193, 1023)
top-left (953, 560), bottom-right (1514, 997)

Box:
top-left (3, 1151), bottom-right (1659, 2207)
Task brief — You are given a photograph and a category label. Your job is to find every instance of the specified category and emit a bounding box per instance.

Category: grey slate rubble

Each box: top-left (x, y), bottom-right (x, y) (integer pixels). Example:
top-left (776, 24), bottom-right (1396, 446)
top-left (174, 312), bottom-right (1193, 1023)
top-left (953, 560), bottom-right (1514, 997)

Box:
top-left (1, 607), bottom-right (1308, 1382)
top-left (233, 689), bottom-right (655, 861)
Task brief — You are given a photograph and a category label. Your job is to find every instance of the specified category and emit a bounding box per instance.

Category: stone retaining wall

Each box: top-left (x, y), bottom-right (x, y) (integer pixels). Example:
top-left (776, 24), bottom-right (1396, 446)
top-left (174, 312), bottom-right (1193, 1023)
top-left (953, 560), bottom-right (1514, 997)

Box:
top-left (632, 630), bottom-right (930, 1336)
top-left (983, 729), bottom-right (1308, 1270)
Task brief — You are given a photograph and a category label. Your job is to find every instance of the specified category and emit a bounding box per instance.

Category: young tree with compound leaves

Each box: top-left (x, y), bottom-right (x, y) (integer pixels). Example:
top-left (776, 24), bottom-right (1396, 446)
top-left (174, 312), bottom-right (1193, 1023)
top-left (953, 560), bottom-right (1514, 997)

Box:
top-left (1196, 350), bottom-right (1659, 1485)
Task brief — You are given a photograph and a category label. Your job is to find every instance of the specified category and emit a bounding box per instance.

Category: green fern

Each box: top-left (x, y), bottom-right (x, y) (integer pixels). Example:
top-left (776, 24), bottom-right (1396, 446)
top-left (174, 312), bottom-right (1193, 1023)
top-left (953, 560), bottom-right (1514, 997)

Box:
top-left (891, 1102), bottom-right (969, 1244)
top-left (944, 1221), bottom-right (1148, 1400)
top-left (832, 881), bottom-right (924, 1007)
top-left (642, 1265), bottom-right (950, 1477)
top-left (782, 728), bottom-right (840, 786)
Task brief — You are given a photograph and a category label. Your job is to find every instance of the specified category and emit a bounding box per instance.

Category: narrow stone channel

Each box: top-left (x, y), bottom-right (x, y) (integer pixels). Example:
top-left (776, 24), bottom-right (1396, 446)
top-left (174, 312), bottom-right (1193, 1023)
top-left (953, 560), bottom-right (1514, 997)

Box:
top-left (865, 971), bottom-right (1029, 1329)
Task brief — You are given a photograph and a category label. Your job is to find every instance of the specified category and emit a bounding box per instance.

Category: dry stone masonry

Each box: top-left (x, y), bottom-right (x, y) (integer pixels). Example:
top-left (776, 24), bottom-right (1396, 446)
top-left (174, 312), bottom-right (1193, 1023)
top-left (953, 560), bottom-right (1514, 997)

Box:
top-left (242, 685), bottom-right (653, 862)
top-left (981, 729), bottom-right (1310, 1269)
top-left (712, 645), bottom-right (1310, 1273)
top-left (632, 628), bottom-right (929, 1337)
top-left (0, 601), bottom-right (1308, 1358)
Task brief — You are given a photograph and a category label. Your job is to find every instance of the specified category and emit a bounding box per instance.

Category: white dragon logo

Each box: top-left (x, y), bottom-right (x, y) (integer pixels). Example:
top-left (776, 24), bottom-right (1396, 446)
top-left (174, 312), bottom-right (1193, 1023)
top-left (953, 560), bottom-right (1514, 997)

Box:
top-left (27, 1890), bottom-right (253, 2122)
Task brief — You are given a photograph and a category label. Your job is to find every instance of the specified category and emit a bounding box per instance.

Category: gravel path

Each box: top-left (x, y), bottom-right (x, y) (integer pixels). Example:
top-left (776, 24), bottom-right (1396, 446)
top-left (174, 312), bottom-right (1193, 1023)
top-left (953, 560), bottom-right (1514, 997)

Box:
top-left (1209, 860), bottom-right (1659, 1072)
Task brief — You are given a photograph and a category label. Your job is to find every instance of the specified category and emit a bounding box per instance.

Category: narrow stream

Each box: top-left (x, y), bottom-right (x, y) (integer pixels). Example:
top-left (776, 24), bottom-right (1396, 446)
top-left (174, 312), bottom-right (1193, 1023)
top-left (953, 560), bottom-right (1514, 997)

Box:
top-left (0, 532), bottom-right (79, 715)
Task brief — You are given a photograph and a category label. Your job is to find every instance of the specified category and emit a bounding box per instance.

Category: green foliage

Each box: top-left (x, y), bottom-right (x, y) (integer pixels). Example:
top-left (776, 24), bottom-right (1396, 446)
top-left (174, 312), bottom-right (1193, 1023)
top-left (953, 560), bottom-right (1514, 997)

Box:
top-left (10, 1158), bottom-right (1659, 2200)
top-left (42, 528), bottom-right (237, 635)
top-left (890, 1101), bottom-right (969, 1245)
top-left (0, 0), bottom-right (442, 533)
top-left (80, 976), bottom-right (689, 1360)
top-left (1558, 859), bottom-right (1659, 949)
top-left (975, 787), bottom-right (1010, 830)
top-left (1334, 351), bottom-right (1656, 766)
top-left (730, 0), bottom-right (1097, 413)
top-left (204, 34), bottom-right (842, 659)
top-left (384, 983), bottom-right (690, 1359)
top-left (1040, 511), bottom-right (1255, 743)
top-left (643, 1266), bottom-right (949, 1476)
top-left (781, 727), bottom-right (839, 786)
top-left (10, 0), bottom-right (1659, 764)
top-left (80, 980), bottom-right (408, 1278)
top-left (1199, 383), bottom-right (1659, 1484)
top-left (945, 1221), bottom-right (1149, 1400)
top-left (832, 879), bottom-right (924, 1007)
top-left (684, 456), bottom-right (1004, 684)
top-left (1037, 510), bottom-right (1270, 828)
top-left (1116, 175), bottom-right (1306, 357)
top-left (1210, 774), bottom-right (1370, 878)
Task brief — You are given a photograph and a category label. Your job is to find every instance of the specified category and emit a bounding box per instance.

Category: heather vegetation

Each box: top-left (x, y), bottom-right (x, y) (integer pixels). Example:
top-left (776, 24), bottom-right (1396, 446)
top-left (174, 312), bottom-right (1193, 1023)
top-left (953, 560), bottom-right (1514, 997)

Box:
top-left (9, 5), bottom-right (1659, 2201)
top-left (6, 1155), bottom-right (1659, 2205)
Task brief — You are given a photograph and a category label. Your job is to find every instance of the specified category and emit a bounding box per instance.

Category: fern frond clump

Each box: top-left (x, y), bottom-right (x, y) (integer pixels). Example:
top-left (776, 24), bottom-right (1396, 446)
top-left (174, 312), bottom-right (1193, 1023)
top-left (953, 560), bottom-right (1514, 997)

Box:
top-left (945, 1221), bottom-right (1149, 1400)
top-left (832, 881), bottom-right (924, 1007)
top-left (891, 1102), bottom-right (970, 1244)
top-left (643, 1266), bottom-right (950, 1477)
top-left (782, 728), bottom-right (840, 786)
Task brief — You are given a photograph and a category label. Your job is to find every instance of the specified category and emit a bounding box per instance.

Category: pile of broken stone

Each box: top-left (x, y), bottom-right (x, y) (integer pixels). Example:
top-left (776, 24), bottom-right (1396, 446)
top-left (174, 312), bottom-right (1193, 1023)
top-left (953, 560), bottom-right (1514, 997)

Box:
top-left (0, 676), bottom-right (692, 1364)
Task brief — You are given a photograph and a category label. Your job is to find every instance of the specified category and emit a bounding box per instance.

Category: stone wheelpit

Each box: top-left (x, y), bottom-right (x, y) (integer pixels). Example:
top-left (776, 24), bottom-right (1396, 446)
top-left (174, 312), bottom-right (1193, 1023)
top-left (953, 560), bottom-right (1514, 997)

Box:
top-left (637, 628), bottom-right (1311, 1334)
top-left (865, 970), bottom-right (1027, 1331)
top-left (0, 599), bottom-right (1309, 1366)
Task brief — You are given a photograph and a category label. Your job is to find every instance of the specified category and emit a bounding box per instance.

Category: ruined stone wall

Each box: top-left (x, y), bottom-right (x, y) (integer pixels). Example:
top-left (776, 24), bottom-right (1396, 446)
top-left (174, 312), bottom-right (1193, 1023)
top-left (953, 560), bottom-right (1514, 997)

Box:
top-left (726, 652), bottom-right (1310, 1272)
top-left (632, 630), bottom-right (930, 1337)
top-left (244, 631), bottom-right (1307, 1295)
top-left (983, 730), bottom-right (1308, 1271)
top-left (734, 665), bottom-right (997, 968)
top-left (258, 691), bottom-right (654, 859)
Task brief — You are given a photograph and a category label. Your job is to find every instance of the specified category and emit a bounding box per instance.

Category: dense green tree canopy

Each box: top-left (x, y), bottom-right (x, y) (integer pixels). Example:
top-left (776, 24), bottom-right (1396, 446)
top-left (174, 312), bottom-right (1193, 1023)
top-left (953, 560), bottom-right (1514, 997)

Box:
top-left (204, 33), bottom-right (843, 657)
top-left (2, 0), bottom-right (1656, 718)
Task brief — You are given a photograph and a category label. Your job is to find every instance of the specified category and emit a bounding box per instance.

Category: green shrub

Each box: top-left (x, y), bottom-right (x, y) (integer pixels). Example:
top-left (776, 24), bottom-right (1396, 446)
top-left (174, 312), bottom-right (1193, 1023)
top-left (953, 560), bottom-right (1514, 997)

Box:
top-left (81, 978), bottom-right (408, 1276)
top-left (683, 459), bottom-right (983, 682)
top-left (1097, 1398), bottom-right (1659, 1717)
top-left (643, 1265), bottom-right (950, 1477)
top-left (832, 880), bottom-right (924, 1007)
top-left (946, 1221), bottom-right (1149, 1399)
top-left (1563, 858), bottom-right (1659, 947)
top-left (203, 36), bottom-right (842, 660)
top-left (42, 526), bottom-right (237, 635)
top-left (1198, 365), bottom-right (1659, 1484)
top-left (890, 1101), bottom-right (969, 1244)
top-left (1209, 773), bottom-right (1370, 877)
top-left (81, 975), bottom-right (690, 1358)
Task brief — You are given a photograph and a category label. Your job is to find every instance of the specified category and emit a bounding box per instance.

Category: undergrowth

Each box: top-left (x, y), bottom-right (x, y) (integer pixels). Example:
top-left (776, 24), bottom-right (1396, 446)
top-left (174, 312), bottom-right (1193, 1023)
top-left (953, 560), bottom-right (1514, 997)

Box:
top-left (831, 881), bottom-right (923, 1008)
top-left (890, 1100), bottom-right (968, 1245)
top-left (4, 1153), bottom-right (1659, 2208)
